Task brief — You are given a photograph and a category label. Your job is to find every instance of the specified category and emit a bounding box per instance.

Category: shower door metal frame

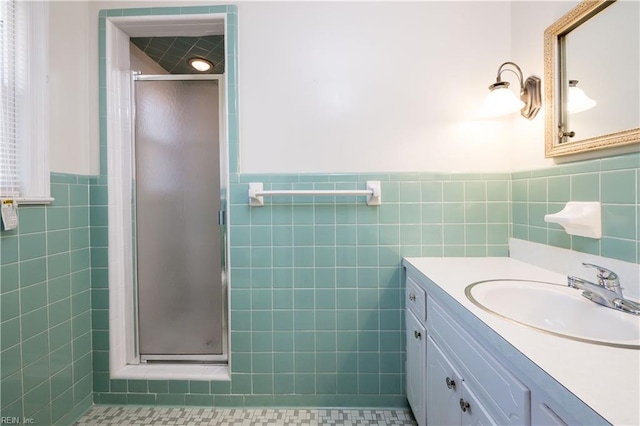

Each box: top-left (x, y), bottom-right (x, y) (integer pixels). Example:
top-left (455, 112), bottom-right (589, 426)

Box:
top-left (131, 73), bottom-right (228, 363)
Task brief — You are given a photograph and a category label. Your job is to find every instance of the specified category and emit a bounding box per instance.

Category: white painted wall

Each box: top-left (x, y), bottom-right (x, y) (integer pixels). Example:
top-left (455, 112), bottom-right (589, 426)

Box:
top-left (53, 1), bottom-right (514, 175)
top-left (49, 1), bottom-right (94, 175)
top-left (51, 1), bottom-right (606, 175)
top-left (237, 2), bottom-right (513, 173)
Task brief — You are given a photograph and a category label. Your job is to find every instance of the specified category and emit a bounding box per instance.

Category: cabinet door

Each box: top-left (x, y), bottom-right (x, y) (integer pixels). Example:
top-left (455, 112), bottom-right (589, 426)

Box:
top-left (428, 296), bottom-right (530, 425)
top-left (460, 382), bottom-right (498, 426)
top-left (406, 310), bottom-right (426, 426)
top-left (426, 336), bottom-right (462, 426)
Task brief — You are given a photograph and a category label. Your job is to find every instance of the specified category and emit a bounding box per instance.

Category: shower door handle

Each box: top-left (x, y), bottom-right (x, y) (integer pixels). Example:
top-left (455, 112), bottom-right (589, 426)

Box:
top-left (218, 210), bottom-right (225, 225)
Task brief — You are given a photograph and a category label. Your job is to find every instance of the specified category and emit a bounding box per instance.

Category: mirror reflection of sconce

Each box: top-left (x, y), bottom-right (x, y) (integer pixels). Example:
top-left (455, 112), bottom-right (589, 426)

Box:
top-left (567, 80), bottom-right (596, 113)
top-left (483, 61), bottom-right (542, 119)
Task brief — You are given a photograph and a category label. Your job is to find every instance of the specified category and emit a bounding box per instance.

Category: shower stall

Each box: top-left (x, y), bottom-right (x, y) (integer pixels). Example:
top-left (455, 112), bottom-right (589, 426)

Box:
top-left (132, 74), bottom-right (227, 363)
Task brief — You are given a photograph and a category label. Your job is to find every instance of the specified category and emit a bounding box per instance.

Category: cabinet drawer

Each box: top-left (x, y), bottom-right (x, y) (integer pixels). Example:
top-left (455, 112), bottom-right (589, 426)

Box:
top-left (428, 296), bottom-right (531, 426)
top-left (406, 275), bottom-right (426, 321)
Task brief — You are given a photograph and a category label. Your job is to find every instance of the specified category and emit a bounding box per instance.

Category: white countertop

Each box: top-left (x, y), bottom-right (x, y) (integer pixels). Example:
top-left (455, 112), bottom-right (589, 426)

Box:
top-left (403, 256), bottom-right (640, 426)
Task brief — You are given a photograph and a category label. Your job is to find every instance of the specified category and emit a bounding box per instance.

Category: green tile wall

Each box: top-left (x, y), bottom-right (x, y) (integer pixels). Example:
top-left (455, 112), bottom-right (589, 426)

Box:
top-left (91, 172), bottom-right (511, 407)
top-left (88, 153), bottom-right (638, 407)
top-left (226, 173), bottom-right (510, 402)
top-left (511, 153), bottom-right (639, 264)
top-left (0, 173), bottom-right (93, 425)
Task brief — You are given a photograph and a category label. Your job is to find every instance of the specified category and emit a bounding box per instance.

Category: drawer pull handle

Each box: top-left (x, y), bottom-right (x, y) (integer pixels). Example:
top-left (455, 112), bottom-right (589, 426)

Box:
top-left (459, 398), bottom-right (470, 412)
top-left (414, 330), bottom-right (421, 339)
top-left (409, 293), bottom-right (416, 301)
top-left (445, 377), bottom-right (456, 390)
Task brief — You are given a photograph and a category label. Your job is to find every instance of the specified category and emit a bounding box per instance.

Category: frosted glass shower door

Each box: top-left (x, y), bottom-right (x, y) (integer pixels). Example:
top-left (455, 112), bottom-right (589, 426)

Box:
top-left (134, 79), bottom-right (224, 359)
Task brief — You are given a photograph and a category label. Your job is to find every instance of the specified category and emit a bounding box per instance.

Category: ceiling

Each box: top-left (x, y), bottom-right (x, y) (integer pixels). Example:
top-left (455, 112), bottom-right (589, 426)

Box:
top-left (131, 35), bottom-right (225, 75)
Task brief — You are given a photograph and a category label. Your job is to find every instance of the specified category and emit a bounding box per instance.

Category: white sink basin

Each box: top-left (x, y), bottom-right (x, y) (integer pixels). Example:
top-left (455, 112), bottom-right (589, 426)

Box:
top-left (465, 279), bottom-right (640, 349)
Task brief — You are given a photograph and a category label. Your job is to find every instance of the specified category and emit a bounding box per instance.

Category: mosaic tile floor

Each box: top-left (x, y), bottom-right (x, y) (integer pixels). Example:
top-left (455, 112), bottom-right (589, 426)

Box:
top-left (76, 406), bottom-right (417, 425)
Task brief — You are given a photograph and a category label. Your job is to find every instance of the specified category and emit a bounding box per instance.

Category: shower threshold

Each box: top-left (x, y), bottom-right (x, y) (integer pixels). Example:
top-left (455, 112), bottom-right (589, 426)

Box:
top-left (112, 363), bottom-right (230, 381)
top-left (142, 359), bottom-right (228, 365)
top-left (141, 354), bottom-right (228, 363)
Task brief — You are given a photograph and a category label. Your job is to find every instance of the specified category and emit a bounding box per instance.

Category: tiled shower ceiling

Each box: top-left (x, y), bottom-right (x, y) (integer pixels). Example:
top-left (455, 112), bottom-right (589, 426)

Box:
top-left (130, 35), bottom-right (225, 74)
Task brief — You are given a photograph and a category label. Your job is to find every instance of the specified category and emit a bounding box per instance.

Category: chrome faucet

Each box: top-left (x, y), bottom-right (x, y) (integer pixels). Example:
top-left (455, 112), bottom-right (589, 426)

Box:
top-left (582, 262), bottom-right (622, 297)
top-left (568, 263), bottom-right (640, 316)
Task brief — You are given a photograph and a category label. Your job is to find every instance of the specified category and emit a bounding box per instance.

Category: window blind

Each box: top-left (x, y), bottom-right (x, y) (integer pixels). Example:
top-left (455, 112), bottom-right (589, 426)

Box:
top-left (0, 0), bottom-right (19, 197)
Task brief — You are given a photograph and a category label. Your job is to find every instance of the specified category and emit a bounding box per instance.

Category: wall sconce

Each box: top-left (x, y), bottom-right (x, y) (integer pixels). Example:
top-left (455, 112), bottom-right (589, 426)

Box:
top-left (483, 61), bottom-right (541, 120)
top-left (567, 80), bottom-right (596, 113)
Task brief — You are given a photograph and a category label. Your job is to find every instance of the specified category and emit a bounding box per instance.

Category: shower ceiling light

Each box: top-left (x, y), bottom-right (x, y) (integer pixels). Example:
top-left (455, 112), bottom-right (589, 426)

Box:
top-left (189, 57), bottom-right (213, 72)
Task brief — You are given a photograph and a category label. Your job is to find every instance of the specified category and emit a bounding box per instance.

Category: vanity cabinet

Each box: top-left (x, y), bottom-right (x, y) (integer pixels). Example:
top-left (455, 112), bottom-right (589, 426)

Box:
top-left (405, 268), bottom-right (530, 426)
top-left (403, 257), bottom-right (618, 426)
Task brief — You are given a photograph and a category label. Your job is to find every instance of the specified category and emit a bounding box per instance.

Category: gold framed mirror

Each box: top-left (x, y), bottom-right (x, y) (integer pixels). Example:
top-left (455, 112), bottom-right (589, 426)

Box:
top-left (544, 0), bottom-right (640, 157)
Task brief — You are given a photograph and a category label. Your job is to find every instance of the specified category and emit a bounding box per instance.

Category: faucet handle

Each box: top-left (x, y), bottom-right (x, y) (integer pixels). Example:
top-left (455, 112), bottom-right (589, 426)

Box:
top-left (582, 263), bottom-right (620, 288)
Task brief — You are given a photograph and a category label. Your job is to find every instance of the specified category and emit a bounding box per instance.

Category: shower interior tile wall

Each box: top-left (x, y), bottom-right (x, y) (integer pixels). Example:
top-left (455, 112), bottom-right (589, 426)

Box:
top-left (0, 174), bottom-right (93, 425)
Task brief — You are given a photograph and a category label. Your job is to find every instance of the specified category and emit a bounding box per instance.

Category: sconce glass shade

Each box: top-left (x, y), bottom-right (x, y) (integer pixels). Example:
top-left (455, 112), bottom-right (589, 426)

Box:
top-left (483, 82), bottom-right (525, 117)
top-left (567, 80), bottom-right (596, 113)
